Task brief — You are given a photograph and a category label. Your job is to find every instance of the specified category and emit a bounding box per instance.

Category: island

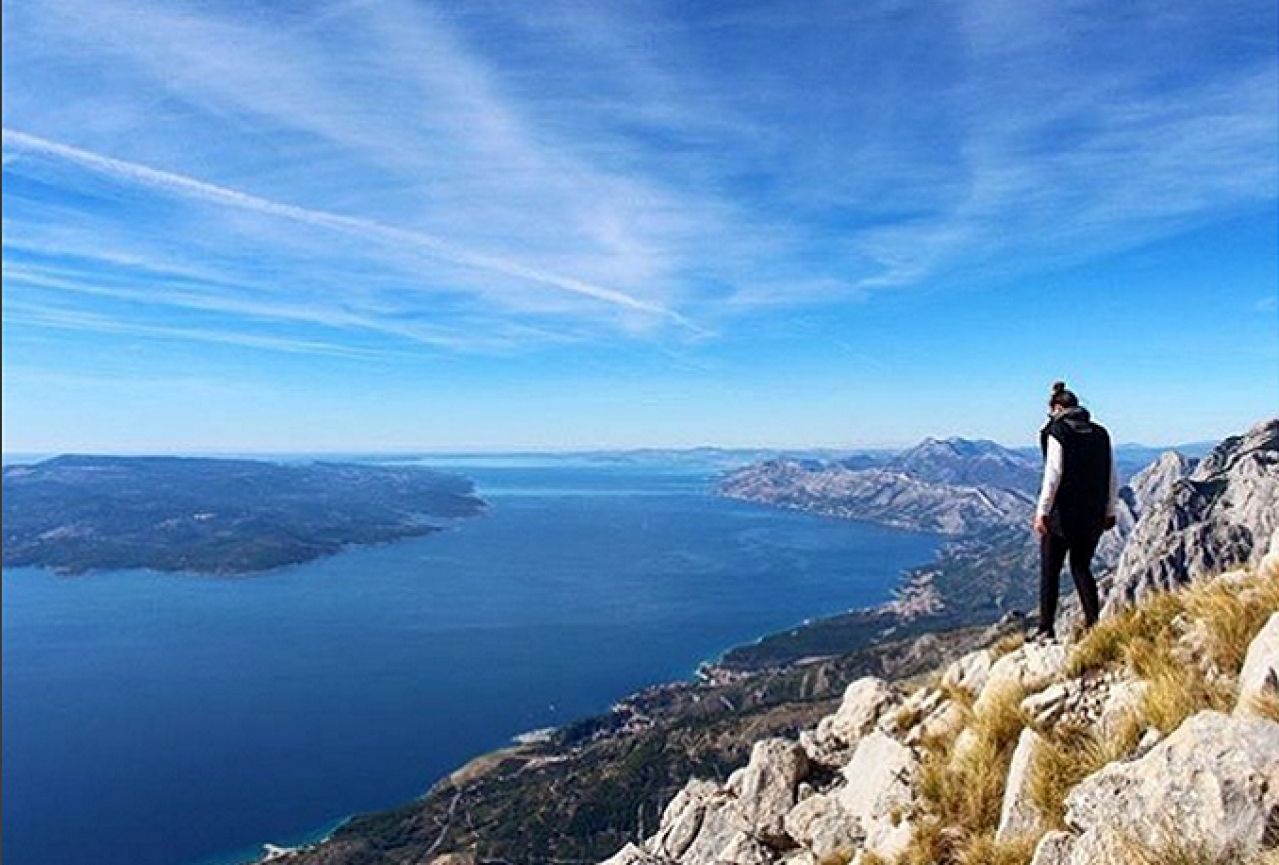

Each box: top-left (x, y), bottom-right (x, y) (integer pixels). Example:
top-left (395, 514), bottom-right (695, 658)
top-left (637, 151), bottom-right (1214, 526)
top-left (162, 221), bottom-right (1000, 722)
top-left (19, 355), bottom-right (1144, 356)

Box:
top-left (1, 455), bottom-right (485, 575)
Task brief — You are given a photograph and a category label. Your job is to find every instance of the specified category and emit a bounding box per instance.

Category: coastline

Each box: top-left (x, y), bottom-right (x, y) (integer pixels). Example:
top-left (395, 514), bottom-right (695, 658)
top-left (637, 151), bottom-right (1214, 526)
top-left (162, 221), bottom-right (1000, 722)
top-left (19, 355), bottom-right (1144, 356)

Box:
top-left (250, 536), bottom-right (960, 865)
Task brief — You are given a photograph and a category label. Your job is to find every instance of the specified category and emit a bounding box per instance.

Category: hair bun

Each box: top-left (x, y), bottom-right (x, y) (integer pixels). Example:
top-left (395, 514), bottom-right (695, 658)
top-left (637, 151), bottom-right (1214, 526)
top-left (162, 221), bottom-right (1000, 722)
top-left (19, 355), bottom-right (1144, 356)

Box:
top-left (1051, 380), bottom-right (1067, 394)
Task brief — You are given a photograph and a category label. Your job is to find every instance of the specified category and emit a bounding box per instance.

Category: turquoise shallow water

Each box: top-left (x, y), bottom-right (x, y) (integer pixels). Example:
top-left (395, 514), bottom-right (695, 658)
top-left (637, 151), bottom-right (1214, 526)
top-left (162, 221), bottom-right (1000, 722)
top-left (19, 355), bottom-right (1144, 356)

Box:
top-left (1, 457), bottom-right (939, 865)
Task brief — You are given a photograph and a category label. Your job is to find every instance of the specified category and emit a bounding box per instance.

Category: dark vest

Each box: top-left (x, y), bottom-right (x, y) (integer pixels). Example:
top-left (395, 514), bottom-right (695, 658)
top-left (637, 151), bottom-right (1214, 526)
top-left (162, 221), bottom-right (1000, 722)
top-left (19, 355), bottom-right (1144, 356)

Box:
top-left (1041, 408), bottom-right (1111, 537)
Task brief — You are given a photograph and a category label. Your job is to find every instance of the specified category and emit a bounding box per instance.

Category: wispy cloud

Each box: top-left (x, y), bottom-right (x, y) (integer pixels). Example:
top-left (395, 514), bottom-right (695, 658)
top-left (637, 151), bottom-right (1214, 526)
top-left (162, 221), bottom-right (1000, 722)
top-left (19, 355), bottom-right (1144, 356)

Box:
top-left (2, 0), bottom-right (1275, 351)
top-left (2, 129), bottom-right (689, 324)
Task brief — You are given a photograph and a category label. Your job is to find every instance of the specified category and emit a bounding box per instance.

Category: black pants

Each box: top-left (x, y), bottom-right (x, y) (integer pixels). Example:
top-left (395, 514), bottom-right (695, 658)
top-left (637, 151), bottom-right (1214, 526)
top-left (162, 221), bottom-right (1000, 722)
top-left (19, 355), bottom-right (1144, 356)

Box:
top-left (1039, 527), bottom-right (1102, 636)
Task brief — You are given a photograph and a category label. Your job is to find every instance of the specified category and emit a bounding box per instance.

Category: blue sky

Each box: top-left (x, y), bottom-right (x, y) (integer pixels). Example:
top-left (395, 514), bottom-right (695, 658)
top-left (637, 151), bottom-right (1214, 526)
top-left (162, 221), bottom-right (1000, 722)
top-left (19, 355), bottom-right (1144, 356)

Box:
top-left (2, 0), bottom-right (1276, 452)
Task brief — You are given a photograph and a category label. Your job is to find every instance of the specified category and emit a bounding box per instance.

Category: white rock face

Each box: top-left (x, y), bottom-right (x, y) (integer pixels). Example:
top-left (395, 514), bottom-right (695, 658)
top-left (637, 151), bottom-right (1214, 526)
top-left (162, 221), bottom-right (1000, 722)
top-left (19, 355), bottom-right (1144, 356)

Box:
top-left (1097, 450), bottom-right (1196, 566)
top-left (940, 649), bottom-right (993, 698)
top-left (804, 677), bottom-right (901, 768)
top-left (1062, 711), bottom-right (1279, 863)
top-left (1107, 419), bottom-right (1279, 613)
top-left (996, 727), bottom-right (1048, 842)
top-left (715, 832), bottom-right (776, 865)
top-left (725, 739), bottom-right (810, 846)
top-left (1020, 681), bottom-right (1078, 727)
top-left (1097, 679), bottom-right (1147, 737)
top-left (782, 793), bottom-right (863, 860)
top-left (1236, 613), bottom-right (1279, 718)
top-left (646, 780), bottom-right (739, 864)
top-left (1028, 831), bottom-right (1075, 865)
top-left (975, 642), bottom-right (1067, 714)
top-left (819, 678), bottom-right (900, 747)
top-left (600, 844), bottom-right (676, 865)
top-left (835, 731), bottom-right (919, 861)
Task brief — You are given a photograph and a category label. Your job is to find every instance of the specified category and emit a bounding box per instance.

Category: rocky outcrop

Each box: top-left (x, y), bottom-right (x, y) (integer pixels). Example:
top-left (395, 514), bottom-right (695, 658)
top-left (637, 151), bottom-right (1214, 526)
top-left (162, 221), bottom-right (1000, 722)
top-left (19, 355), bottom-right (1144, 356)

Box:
top-left (997, 728), bottom-right (1047, 842)
top-left (1236, 612), bottom-right (1279, 718)
top-left (1056, 711), bottom-right (1279, 863)
top-left (1096, 449), bottom-right (1196, 565)
top-left (1107, 418), bottom-right (1279, 612)
top-left (725, 740), bottom-right (809, 846)
top-left (598, 571), bottom-right (1277, 865)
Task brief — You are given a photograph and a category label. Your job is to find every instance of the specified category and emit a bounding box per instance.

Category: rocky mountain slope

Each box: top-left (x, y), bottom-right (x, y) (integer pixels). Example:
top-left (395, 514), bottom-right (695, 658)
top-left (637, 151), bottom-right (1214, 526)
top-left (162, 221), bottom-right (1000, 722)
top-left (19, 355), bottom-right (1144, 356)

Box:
top-left (1107, 419), bottom-right (1279, 612)
top-left (719, 438), bottom-right (1039, 536)
top-left (593, 546), bottom-right (1279, 865)
top-left (581, 421), bottom-right (1279, 865)
top-left (266, 422), bottom-right (1277, 865)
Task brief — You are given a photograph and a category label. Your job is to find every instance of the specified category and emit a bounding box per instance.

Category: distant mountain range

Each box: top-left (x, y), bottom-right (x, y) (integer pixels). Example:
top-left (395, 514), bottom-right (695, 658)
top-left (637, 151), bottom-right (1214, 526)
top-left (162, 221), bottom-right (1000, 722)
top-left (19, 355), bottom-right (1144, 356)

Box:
top-left (1, 455), bottom-right (485, 575)
top-left (719, 437), bottom-right (1040, 536)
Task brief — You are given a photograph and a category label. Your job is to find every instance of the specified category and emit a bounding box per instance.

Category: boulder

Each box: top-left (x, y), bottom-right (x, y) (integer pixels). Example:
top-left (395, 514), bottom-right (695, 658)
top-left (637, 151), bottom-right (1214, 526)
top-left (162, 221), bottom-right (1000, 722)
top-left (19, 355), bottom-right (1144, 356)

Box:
top-left (975, 642), bottom-right (1067, 714)
top-left (1020, 681), bottom-right (1078, 727)
top-left (996, 728), bottom-right (1047, 842)
top-left (715, 831), bottom-right (777, 865)
top-left (599, 844), bottom-right (677, 865)
top-left (646, 779), bottom-right (739, 864)
top-left (1097, 679), bottom-right (1148, 737)
top-left (815, 678), bottom-right (900, 748)
top-left (941, 649), bottom-right (994, 698)
top-left (1236, 613), bottom-right (1279, 718)
top-left (1062, 711), bottom-right (1279, 863)
top-left (726, 739), bottom-right (810, 846)
top-left (782, 793), bottom-right (864, 860)
top-left (1260, 527), bottom-right (1279, 582)
top-left (905, 699), bottom-right (965, 747)
top-left (1028, 831), bottom-right (1075, 865)
top-left (835, 731), bottom-right (919, 861)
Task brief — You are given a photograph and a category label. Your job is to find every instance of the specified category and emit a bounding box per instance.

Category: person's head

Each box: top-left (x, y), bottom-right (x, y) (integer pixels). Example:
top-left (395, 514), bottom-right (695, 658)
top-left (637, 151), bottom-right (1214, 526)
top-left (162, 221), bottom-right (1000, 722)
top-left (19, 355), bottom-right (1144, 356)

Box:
top-left (1048, 380), bottom-right (1079, 416)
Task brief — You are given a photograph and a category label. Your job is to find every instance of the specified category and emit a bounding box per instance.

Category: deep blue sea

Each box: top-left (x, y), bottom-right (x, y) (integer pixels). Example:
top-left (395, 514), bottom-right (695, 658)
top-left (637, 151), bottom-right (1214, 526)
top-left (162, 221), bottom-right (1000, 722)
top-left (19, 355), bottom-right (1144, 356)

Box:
top-left (1, 456), bottom-right (939, 865)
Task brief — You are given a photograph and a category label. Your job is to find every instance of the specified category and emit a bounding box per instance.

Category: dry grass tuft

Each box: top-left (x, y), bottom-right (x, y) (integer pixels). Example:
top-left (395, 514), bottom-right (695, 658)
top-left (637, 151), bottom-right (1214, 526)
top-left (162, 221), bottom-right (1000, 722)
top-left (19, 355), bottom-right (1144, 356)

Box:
top-left (1028, 714), bottom-right (1143, 829)
top-left (903, 684), bottom-right (1027, 864)
top-left (1246, 690), bottom-right (1279, 723)
top-left (1118, 832), bottom-right (1266, 865)
top-left (956, 833), bottom-right (1036, 865)
top-left (990, 633), bottom-right (1026, 660)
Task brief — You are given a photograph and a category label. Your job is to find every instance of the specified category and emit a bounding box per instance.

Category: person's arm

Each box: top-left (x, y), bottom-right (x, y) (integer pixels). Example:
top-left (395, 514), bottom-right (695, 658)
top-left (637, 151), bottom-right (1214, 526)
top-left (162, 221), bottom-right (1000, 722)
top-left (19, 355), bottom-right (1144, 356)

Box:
top-left (1034, 437), bottom-right (1062, 535)
top-left (1037, 436), bottom-right (1063, 518)
top-left (1105, 445), bottom-right (1119, 527)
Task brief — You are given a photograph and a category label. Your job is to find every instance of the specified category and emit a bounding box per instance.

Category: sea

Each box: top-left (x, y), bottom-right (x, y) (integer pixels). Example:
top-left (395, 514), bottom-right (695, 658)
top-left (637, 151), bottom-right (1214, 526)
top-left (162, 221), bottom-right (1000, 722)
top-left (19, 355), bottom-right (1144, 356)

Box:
top-left (1, 454), bottom-right (940, 865)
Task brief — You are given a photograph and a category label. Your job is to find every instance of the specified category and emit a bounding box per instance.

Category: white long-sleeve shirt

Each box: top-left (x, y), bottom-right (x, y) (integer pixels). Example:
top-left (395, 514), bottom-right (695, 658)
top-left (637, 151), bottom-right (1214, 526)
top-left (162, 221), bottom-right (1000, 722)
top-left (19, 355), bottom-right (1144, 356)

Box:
top-left (1036, 436), bottom-right (1119, 519)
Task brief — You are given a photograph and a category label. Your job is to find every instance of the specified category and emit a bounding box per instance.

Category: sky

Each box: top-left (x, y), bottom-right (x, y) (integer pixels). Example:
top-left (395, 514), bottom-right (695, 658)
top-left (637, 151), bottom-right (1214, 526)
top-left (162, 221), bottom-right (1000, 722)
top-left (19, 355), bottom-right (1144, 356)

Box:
top-left (2, 0), bottom-right (1277, 453)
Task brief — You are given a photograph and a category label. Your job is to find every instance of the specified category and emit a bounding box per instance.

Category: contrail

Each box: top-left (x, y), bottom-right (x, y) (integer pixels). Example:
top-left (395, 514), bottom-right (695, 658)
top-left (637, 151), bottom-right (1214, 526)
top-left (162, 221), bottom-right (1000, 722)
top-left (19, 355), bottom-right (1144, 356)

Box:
top-left (2, 128), bottom-right (695, 327)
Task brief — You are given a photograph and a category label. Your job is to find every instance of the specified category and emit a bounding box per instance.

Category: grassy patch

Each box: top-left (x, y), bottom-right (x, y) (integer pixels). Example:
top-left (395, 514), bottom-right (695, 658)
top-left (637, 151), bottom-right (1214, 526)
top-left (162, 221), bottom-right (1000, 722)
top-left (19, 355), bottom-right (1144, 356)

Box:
top-left (901, 684), bottom-right (1027, 864)
top-left (1028, 714), bottom-right (1143, 829)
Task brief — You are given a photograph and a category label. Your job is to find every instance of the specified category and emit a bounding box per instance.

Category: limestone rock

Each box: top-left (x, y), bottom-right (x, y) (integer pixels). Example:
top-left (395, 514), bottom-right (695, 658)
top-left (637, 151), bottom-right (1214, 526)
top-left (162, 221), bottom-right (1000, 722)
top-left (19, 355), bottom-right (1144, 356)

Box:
top-left (782, 793), bottom-right (864, 861)
top-left (835, 731), bottom-right (919, 860)
top-left (1028, 831), bottom-right (1075, 865)
top-left (996, 728), bottom-right (1047, 842)
top-left (1062, 711), bottom-right (1279, 863)
top-left (1020, 681), bottom-right (1078, 727)
top-left (941, 649), bottom-right (994, 698)
top-left (1097, 450), bottom-right (1196, 566)
top-left (646, 779), bottom-right (739, 864)
top-left (600, 844), bottom-right (676, 865)
top-left (1260, 527), bottom-right (1279, 582)
top-left (1097, 679), bottom-right (1148, 737)
top-left (715, 832), bottom-right (777, 865)
top-left (1236, 612), bottom-right (1279, 718)
top-left (725, 738), bottom-right (810, 846)
top-left (906, 699), bottom-right (965, 747)
top-left (804, 678), bottom-right (901, 768)
top-left (818, 678), bottom-right (900, 747)
top-left (975, 642), bottom-right (1067, 713)
top-left (1107, 419), bottom-right (1279, 613)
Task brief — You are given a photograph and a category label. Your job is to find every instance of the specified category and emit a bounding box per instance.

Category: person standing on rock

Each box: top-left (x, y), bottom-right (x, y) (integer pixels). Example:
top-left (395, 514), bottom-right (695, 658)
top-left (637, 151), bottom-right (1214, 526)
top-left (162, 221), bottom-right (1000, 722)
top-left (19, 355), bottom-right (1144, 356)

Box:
top-left (1032, 381), bottom-right (1118, 641)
